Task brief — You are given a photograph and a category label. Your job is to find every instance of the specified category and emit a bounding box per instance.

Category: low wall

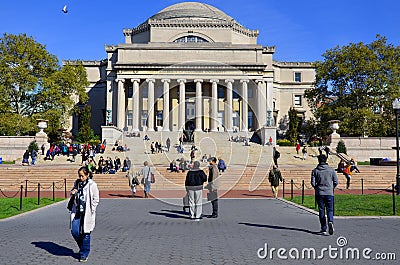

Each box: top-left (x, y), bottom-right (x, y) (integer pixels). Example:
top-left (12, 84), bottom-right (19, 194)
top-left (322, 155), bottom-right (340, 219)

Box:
top-left (0, 136), bottom-right (36, 162)
top-left (330, 137), bottom-right (396, 162)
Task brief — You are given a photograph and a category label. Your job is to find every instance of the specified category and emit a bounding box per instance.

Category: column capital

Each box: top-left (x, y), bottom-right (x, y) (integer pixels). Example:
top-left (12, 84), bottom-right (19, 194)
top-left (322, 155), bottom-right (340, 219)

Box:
top-left (177, 79), bottom-right (186, 84)
top-left (116, 78), bottom-right (125, 83)
top-left (194, 79), bottom-right (203, 83)
top-left (131, 78), bottom-right (140, 83)
top-left (210, 79), bottom-right (219, 83)
top-left (225, 79), bottom-right (234, 84)
top-left (161, 79), bottom-right (170, 83)
top-left (240, 79), bottom-right (250, 83)
top-left (146, 78), bottom-right (155, 83)
top-left (255, 79), bottom-right (264, 84)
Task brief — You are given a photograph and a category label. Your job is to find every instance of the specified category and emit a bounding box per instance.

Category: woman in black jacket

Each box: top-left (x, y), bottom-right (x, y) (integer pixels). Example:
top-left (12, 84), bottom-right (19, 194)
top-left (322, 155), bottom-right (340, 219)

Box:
top-left (185, 161), bottom-right (207, 221)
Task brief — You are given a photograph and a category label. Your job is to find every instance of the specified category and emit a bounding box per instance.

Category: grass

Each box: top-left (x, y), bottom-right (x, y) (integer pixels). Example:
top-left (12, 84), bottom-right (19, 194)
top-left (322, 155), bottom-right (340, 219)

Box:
top-left (288, 194), bottom-right (400, 216)
top-left (357, 161), bottom-right (370, 165)
top-left (0, 160), bottom-right (15, 164)
top-left (0, 197), bottom-right (65, 219)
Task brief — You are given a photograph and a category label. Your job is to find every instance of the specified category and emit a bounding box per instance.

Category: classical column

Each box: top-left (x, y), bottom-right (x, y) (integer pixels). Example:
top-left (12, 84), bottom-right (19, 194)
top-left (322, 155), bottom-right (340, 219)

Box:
top-left (146, 78), bottom-right (155, 131)
top-left (116, 79), bottom-right (125, 129)
top-left (106, 79), bottom-right (114, 125)
top-left (178, 79), bottom-right (186, 131)
top-left (210, 79), bottom-right (219, 132)
top-left (240, 79), bottom-right (249, 131)
top-left (162, 79), bottom-right (170, 131)
top-left (256, 79), bottom-right (267, 129)
top-left (131, 79), bottom-right (140, 132)
top-left (225, 79), bottom-right (234, 132)
top-left (195, 79), bottom-right (203, 132)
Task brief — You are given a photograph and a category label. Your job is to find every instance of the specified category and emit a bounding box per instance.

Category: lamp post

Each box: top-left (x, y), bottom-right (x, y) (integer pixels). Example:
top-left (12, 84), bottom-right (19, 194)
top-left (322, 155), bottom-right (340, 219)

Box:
top-left (392, 98), bottom-right (400, 195)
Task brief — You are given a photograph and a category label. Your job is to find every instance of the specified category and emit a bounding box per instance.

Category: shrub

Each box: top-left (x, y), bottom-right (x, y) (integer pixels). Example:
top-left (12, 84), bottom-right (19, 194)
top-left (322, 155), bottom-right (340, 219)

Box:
top-left (336, 140), bottom-right (347, 154)
top-left (28, 141), bottom-right (39, 153)
top-left (277, 139), bottom-right (295, 146)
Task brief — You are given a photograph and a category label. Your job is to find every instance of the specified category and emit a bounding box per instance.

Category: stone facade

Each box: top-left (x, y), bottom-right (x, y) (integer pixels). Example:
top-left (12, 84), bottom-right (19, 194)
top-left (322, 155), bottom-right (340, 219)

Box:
top-left (65, 2), bottom-right (315, 137)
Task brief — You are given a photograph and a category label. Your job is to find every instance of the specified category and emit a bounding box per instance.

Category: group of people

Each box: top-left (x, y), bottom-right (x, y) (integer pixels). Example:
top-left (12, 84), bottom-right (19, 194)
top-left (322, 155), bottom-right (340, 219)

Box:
top-left (336, 158), bottom-right (360, 189)
top-left (22, 148), bottom-right (38, 166)
top-left (86, 156), bottom-right (132, 174)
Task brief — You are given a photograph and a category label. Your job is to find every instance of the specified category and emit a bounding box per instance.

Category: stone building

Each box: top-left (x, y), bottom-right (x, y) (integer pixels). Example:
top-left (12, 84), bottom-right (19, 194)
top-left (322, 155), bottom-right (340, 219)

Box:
top-left (66, 2), bottom-right (314, 142)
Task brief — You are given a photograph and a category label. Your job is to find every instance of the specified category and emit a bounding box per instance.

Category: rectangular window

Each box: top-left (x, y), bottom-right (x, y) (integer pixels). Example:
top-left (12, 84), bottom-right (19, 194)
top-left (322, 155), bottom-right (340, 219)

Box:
top-left (141, 110), bottom-right (148, 127)
top-left (128, 87), bottom-right (133, 98)
top-left (127, 111), bottom-right (133, 126)
top-left (248, 111), bottom-right (253, 128)
top-left (156, 111), bottom-right (163, 127)
top-left (294, 95), bottom-right (302, 106)
top-left (217, 86), bottom-right (225, 98)
top-left (233, 112), bottom-right (239, 127)
top-left (294, 72), bottom-right (302, 82)
top-left (142, 88), bottom-right (148, 98)
top-left (248, 87), bottom-right (253, 98)
top-left (218, 111), bottom-right (224, 129)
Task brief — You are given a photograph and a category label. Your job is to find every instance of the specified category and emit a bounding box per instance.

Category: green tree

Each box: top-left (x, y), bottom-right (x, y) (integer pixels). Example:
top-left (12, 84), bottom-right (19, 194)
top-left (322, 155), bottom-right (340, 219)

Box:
top-left (76, 105), bottom-right (92, 143)
top-left (0, 33), bottom-right (89, 136)
top-left (304, 35), bottom-right (400, 137)
top-left (336, 140), bottom-right (347, 154)
top-left (287, 107), bottom-right (300, 143)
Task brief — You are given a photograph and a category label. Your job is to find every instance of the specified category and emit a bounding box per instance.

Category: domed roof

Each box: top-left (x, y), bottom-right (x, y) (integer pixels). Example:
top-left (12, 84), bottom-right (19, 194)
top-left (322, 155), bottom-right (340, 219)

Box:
top-left (149, 2), bottom-right (235, 22)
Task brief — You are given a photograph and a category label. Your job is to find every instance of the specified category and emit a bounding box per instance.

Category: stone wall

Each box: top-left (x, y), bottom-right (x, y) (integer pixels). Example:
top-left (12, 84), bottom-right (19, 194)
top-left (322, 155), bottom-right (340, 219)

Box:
top-left (0, 136), bottom-right (36, 162)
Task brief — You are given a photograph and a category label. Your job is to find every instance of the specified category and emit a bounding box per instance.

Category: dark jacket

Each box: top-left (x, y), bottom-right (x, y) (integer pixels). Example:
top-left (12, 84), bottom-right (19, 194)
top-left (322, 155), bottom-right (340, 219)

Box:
top-left (185, 169), bottom-right (207, 190)
top-left (311, 162), bottom-right (338, 196)
top-left (268, 168), bottom-right (283, 187)
top-left (207, 164), bottom-right (220, 191)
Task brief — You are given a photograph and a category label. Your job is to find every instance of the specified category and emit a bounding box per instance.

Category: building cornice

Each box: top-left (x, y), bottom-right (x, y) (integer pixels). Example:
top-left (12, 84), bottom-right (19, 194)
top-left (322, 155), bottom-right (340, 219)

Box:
top-left (62, 59), bottom-right (107, 66)
top-left (273, 61), bottom-right (314, 68)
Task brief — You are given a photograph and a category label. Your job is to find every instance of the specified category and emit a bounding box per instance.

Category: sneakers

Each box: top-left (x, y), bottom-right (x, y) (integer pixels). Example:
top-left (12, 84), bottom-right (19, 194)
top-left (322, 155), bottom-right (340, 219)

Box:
top-left (79, 257), bottom-right (88, 262)
top-left (319, 230), bottom-right (328, 235)
top-left (328, 222), bottom-right (334, 235)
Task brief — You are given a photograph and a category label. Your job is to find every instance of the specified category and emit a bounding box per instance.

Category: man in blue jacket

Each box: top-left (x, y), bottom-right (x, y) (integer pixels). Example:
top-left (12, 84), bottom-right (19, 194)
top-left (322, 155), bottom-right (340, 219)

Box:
top-left (311, 154), bottom-right (338, 235)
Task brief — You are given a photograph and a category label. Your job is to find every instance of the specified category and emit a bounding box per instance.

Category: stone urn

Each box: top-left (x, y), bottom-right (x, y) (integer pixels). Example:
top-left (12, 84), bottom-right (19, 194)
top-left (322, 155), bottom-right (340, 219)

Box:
top-left (328, 120), bottom-right (340, 135)
top-left (37, 119), bottom-right (48, 135)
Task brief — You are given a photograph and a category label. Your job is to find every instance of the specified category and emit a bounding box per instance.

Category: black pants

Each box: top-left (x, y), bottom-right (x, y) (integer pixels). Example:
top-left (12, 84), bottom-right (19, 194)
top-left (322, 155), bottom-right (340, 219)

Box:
top-left (211, 199), bottom-right (218, 216)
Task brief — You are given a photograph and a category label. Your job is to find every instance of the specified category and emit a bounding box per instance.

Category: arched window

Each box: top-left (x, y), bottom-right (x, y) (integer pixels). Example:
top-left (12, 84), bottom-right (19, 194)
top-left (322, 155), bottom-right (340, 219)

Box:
top-left (174, 35), bottom-right (208, 43)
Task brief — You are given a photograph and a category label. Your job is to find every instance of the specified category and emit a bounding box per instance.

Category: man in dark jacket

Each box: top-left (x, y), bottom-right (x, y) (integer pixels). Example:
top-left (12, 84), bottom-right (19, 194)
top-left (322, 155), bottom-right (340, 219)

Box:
top-left (268, 165), bottom-right (283, 198)
top-left (311, 154), bottom-right (338, 235)
top-left (185, 161), bottom-right (207, 221)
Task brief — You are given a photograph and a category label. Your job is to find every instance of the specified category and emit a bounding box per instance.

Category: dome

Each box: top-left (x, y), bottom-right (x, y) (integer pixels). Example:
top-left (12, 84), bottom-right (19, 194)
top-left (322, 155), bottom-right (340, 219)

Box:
top-left (149, 2), bottom-right (235, 22)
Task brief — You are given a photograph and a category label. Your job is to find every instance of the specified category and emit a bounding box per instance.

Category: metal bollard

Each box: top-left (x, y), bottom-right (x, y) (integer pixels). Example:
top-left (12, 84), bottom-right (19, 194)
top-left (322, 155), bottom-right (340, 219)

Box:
top-left (291, 179), bottom-right (294, 200)
top-left (361, 178), bottom-right (364, 195)
top-left (302, 180), bottom-right (305, 205)
top-left (20, 185), bottom-right (23, 211)
top-left (25, 179), bottom-right (28, 197)
top-left (282, 179), bottom-right (285, 199)
top-left (53, 182), bottom-right (55, 201)
top-left (393, 184), bottom-right (396, 216)
top-left (38, 183), bottom-right (40, 205)
top-left (64, 178), bottom-right (67, 198)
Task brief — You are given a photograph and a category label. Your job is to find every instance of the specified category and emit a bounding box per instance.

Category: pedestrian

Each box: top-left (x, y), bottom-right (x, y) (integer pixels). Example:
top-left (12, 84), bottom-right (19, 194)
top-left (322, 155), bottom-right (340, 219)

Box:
top-left (31, 149), bottom-right (38, 165)
top-left (166, 137), bottom-right (171, 152)
top-left (311, 154), bottom-right (338, 236)
top-left (185, 161), bottom-right (207, 221)
top-left (273, 147), bottom-right (280, 167)
top-left (268, 165), bottom-right (283, 198)
top-left (123, 157), bottom-right (131, 172)
top-left (22, 150), bottom-right (30, 166)
top-left (206, 157), bottom-right (220, 218)
top-left (41, 144), bottom-right (46, 155)
top-left (302, 146), bottom-right (308, 160)
top-left (217, 157), bottom-right (226, 173)
top-left (126, 169), bottom-right (139, 198)
top-left (140, 161), bottom-right (153, 198)
top-left (69, 167), bottom-right (100, 262)
top-left (295, 142), bottom-right (300, 154)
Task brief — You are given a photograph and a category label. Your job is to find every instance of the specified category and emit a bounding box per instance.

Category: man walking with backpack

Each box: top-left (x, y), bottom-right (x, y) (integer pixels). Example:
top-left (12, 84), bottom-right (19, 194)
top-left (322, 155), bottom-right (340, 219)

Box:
top-left (268, 165), bottom-right (283, 198)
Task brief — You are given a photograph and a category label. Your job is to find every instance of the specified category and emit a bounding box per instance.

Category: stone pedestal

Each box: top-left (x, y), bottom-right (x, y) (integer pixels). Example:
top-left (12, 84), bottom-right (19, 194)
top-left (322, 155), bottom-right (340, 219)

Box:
top-left (35, 119), bottom-right (49, 148)
top-left (259, 126), bottom-right (277, 146)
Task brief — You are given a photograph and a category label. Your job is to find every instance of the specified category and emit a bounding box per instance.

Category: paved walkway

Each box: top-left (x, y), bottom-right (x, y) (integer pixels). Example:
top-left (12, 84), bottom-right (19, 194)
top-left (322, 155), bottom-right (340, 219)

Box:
top-left (0, 198), bottom-right (398, 264)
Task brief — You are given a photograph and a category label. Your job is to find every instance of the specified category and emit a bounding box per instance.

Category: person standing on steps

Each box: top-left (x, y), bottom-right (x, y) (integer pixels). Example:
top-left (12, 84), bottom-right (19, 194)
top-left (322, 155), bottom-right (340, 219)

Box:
top-left (302, 145), bottom-right (308, 160)
top-left (273, 147), bottom-right (280, 167)
top-left (311, 154), bottom-right (338, 236)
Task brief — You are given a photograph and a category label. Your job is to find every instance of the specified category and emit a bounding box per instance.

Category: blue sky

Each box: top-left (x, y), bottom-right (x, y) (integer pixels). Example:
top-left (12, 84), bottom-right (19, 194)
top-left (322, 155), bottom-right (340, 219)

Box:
top-left (1, 0), bottom-right (399, 63)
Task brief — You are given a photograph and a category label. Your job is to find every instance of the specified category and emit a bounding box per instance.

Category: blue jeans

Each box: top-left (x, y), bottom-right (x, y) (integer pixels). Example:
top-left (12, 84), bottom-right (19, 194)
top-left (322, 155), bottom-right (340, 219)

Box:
top-left (144, 181), bottom-right (151, 193)
top-left (71, 217), bottom-right (91, 259)
top-left (31, 157), bottom-right (37, 165)
top-left (316, 195), bottom-right (334, 231)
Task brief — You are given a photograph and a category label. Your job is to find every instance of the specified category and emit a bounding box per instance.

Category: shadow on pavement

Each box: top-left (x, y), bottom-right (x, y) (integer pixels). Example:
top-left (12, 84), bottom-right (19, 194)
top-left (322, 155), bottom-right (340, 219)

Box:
top-left (241, 193), bottom-right (269, 198)
top-left (239, 222), bottom-right (321, 235)
top-left (107, 193), bottom-right (143, 198)
top-left (31, 241), bottom-right (77, 257)
top-left (149, 210), bottom-right (191, 219)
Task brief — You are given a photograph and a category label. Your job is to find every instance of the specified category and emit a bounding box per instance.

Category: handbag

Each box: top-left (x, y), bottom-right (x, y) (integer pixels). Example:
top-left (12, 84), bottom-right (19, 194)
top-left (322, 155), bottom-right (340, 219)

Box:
top-left (132, 176), bottom-right (140, 185)
top-left (150, 173), bottom-right (155, 183)
top-left (67, 194), bottom-right (75, 211)
top-left (207, 191), bottom-right (218, 201)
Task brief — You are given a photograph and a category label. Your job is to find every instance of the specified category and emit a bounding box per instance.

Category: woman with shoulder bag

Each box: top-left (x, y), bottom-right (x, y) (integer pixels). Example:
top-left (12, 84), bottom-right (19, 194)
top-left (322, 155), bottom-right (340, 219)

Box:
top-left (141, 161), bottom-right (153, 198)
top-left (68, 166), bottom-right (99, 262)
